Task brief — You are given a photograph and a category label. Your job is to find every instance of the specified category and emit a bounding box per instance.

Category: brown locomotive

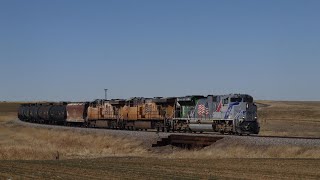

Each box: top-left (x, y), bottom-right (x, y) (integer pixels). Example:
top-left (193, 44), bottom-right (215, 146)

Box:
top-left (86, 97), bottom-right (175, 131)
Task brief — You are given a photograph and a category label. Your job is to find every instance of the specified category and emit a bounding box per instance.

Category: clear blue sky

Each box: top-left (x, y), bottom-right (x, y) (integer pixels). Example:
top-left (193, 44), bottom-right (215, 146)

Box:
top-left (0, 0), bottom-right (319, 101)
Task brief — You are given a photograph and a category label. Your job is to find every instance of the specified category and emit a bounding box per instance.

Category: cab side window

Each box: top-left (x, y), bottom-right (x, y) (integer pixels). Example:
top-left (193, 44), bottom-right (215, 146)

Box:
top-left (212, 96), bottom-right (217, 102)
top-left (223, 98), bottom-right (229, 105)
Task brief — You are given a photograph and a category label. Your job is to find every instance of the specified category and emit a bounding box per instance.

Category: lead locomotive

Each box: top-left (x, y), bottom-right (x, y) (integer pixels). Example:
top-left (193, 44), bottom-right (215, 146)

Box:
top-left (18, 94), bottom-right (260, 135)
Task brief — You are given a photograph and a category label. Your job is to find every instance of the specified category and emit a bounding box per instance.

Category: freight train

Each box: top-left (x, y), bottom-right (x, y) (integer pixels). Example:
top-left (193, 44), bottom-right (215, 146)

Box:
top-left (18, 94), bottom-right (260, 135)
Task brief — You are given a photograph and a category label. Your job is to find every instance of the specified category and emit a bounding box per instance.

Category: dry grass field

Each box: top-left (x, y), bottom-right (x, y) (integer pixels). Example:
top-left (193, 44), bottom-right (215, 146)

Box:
top-left (257, 101), bottom-right (320, 137)
top-left (0, 101), bottom-right (319, 179)
top-left (1, 157), bottom-right (319, 179)
top-left (0, 102), bottom-right (148, 160)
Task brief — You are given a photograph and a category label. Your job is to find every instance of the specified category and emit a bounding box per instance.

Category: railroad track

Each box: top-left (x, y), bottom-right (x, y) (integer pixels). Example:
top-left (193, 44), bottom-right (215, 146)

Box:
top-left (16, 119), bottom-right (320, 150)
top-left (17, 119), bottom-right (320, 140)
top-left (250, 135), bottom-right (320, 140)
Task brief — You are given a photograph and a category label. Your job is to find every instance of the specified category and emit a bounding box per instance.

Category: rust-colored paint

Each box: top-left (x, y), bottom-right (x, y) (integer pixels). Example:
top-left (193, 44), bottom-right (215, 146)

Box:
top-left (165, 105), bottom-right (175, 119)
top-left (66, 103), bottom-right (87, 123)
top-left (87, 106), bottom-right (100, 120)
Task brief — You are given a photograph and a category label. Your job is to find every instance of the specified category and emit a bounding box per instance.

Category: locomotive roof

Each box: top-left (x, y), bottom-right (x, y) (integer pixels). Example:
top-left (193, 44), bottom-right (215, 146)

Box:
top-left (90, 94), bottom-right (253, 103)
top-left (177, 95), bottom-right (205, 101)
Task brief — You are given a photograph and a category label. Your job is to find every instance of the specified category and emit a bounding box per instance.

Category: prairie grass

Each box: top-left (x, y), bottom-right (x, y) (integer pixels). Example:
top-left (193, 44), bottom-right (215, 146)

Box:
top-left (0, 115), bottom-right (148, 160)
top-left (257, 100), bottom-right (320, 137)
top-left (2, 158), bottom-right (320, 179)
top-left (166, 141), bottom-right (320, 159)
top-left (0, 130), bottom-right (148, 160)
top-left (257, 100), bottom-right (320, 121)
top-left (0, 102), bottom-right (149, 160)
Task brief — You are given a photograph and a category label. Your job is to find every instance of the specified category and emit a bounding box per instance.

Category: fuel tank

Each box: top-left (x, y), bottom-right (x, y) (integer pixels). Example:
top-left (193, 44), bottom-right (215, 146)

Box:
top-left (188, 124), bottom-right (214, 132)
top-left (23, 105), bottom-right (31, 121)
top-left (49, 105), bottom-right (66, 122)
top-left (18, 105), bottom-right (25, 120)
top-left (29, 105), bottom-right (40, 120)
top-left (38, 105), bottom-right (52, 122)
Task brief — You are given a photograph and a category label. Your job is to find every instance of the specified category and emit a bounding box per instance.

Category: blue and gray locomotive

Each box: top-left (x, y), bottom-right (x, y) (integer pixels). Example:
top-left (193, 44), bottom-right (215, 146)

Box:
top-left (173, 94), bottom-right (260, 135)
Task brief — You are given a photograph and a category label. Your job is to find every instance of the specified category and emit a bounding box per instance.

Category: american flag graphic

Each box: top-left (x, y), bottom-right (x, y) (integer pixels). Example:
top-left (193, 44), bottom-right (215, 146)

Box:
top-left (216, 100), bottom-right (222, 112)
top-left (198, 102), bottom-right (209, 116)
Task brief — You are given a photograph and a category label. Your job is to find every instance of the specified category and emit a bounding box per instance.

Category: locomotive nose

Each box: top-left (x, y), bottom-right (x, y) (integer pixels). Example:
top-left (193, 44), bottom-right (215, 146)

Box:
top-left (245, 103), bottom-right (257, 121)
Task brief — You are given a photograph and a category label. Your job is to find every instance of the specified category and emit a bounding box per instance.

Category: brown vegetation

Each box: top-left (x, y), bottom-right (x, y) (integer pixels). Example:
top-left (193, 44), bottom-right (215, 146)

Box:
top-left (0, 118), bottom-right (148, 160)
top-left (1, 157), bottom-right (319, 179)
top-left (257, 101), bottom-right (320, 137)
top-left (167, 141), bottom-right (320, 159)
top-left (0, 102), bottom-right (149, 160)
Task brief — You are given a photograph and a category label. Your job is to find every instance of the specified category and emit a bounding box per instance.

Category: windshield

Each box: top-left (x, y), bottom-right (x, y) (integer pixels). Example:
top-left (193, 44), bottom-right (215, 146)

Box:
top-left (231, 98), bottom-right (242, 102)
top-left (243, 96), bottom-right (253, 103)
